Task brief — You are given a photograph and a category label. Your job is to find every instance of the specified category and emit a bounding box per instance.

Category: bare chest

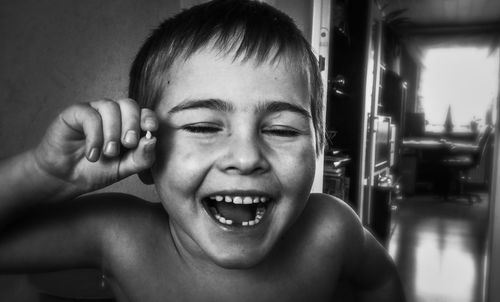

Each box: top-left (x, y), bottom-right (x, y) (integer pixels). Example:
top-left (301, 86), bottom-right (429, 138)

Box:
top-left (106, 248), bottom-right (343, 302)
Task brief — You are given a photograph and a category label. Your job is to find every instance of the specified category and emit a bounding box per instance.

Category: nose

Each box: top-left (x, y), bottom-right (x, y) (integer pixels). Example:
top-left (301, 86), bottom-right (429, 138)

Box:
top-left (216, 131), bottom-right (270, 175)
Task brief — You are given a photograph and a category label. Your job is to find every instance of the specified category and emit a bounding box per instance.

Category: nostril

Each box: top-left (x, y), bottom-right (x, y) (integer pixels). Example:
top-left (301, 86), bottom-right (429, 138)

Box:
top-left (217, 144), bottom-right (270, 174)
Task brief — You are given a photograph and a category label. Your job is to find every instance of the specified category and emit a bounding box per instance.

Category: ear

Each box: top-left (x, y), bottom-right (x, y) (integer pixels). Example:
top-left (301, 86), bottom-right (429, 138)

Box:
top-left (138, 169), bottom-right (154, 185)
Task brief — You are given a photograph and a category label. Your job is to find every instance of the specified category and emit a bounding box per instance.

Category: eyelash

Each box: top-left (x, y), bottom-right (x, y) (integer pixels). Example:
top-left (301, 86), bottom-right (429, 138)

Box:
top-left (182, 124), bottom-right (301, 137)
top-left (262, 127), bottom-right (301, 137)
top-left (182, 124), bottom-right (222, 133)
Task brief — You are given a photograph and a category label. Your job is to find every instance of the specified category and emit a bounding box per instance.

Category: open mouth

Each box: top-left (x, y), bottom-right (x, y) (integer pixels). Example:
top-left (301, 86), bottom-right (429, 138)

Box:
top-left (202, 194), bottom-right (272, 227)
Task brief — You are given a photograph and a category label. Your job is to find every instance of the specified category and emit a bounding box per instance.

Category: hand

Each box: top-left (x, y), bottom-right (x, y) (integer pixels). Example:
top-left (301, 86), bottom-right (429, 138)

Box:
top-left (33, 98), bottom-right (158, 194)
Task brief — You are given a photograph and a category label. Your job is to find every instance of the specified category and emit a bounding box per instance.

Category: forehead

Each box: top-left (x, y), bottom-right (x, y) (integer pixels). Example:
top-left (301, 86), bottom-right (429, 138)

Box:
top-left (157, 48), bottom-right (310, 113)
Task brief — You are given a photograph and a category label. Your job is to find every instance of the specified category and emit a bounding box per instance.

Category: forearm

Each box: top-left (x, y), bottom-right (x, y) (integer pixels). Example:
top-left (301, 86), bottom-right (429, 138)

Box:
top-left (0, 151), bottom-right (81, 225)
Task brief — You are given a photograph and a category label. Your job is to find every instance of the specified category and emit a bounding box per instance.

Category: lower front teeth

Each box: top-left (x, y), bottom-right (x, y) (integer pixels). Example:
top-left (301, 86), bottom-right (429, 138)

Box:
top-left (214, 210), bottom-right (266, 227)
top-left (215, 214), bottom-right (233, 225)
top-left (209, 196), bottom-right (268, 227)
top-left (218, 216), bottom-right (261, 227)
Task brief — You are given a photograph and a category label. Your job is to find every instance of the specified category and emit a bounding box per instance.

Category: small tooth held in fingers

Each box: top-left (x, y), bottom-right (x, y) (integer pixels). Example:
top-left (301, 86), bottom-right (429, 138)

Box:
top-left (233, 196), bottom-right (243, 204)
top-left (243, 197), bottom-right (253, 204)
top-left (146, 131), bottom-right (152, 139)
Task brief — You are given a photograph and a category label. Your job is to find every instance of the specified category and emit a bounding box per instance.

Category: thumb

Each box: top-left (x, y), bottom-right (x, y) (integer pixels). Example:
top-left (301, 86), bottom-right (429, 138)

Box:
top-left (118, 136), bottom-right (156, 179)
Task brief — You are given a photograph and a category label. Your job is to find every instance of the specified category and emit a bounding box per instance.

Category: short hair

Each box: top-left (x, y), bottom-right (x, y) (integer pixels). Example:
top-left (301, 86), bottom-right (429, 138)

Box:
top-left (129, 0), bottom-right (324, 153)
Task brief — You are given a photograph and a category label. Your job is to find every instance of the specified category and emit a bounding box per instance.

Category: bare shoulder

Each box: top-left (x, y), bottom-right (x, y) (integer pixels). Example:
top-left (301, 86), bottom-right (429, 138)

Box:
top-left (303, 193), bottom-right (364, 241)
top-left (74, 193), bottom-right (170, 269)
top-left (292, 193), bottom-right (365, 261)
top-left (74, 192), bottom-right (168, 241)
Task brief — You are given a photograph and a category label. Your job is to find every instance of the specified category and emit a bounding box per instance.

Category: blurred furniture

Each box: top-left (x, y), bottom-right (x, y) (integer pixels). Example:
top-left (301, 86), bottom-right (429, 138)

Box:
top-left (400, 138), bottom-right (449, 195)
top-left (404, 112), bottom-right (426, 138)
top-left (440, 125), bottom-right (493, 202)
top-left (323, 151), bottom-right (351, 201)
top-left (400, 135), bottom-right (484, 196)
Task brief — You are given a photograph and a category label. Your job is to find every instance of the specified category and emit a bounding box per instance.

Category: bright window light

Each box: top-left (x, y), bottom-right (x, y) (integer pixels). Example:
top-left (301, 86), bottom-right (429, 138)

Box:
top-left (420, 46), bottom-right (499, 132)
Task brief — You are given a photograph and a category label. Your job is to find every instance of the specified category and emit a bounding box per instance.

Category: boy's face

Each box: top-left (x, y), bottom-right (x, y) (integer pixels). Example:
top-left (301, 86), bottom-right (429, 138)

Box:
top-left (152, 47), bottom-right (316, 268)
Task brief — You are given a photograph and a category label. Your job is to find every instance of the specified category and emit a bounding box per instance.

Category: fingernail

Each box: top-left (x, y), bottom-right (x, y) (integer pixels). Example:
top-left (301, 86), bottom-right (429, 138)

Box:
top-left (88, 147), bottom-right (100, 162)
top-left (124, 130), bottom-right (138, 145)
top-left (105, 141), bottom-right (119, 156)
top-left (145, 118), bottom-right (156, 129)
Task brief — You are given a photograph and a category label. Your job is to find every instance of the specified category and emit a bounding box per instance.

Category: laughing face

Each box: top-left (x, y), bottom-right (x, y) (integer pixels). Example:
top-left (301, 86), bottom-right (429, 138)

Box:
top-left (151, 48), bottom-right (317, 269)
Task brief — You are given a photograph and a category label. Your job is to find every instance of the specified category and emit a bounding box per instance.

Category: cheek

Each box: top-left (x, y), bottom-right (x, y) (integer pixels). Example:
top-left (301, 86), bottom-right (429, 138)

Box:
top-left (152, 134), bottom-right (212, 194)
top-left (278, 143), bottom-right (316, 191)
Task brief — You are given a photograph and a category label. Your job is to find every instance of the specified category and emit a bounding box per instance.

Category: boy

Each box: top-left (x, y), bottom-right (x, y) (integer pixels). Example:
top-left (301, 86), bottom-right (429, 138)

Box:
top-left (0, 0), bottom-right (405, 301)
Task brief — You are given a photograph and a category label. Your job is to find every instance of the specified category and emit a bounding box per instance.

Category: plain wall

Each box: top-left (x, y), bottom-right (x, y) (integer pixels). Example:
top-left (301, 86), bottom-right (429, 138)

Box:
top-left (0, 0), bottom-right (182, 203)
top-left (271, 0), bottom-right (313, 43)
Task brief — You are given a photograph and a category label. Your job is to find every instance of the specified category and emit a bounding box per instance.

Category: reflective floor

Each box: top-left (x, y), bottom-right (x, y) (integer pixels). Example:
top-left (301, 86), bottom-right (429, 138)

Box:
top-left (388, 193), bottom-right (489, 302)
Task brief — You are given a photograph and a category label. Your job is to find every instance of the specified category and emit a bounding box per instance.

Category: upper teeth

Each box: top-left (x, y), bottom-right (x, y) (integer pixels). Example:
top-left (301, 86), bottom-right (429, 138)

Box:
top-left (208, 195), bottom-right (268, 227)
top-left (210, 195), bottom-right (268, 204)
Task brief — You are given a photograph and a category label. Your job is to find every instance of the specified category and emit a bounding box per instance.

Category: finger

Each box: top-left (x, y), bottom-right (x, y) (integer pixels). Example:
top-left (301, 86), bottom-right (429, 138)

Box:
top-left (60, 104), bottom-right (103, 162)
top-left (140, 108), bottom-right (159, 133)
top-left (118, 136), bottom-right (156, 179)
top-left (116, 98), bottom-right (140, 149)
top-left (90, 99), bottom-right (121, 158)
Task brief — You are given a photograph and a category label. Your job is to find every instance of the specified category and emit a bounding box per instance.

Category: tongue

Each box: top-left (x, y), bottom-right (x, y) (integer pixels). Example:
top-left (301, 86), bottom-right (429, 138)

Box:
top-left (216, 203), bottom-right (254, 223)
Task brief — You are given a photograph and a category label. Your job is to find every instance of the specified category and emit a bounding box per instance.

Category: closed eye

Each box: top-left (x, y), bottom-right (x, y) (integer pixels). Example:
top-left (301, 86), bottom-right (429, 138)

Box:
top-left (262, 126), bottom-right (301, 137)
top-left (182, 123), bottom-right (222, 134)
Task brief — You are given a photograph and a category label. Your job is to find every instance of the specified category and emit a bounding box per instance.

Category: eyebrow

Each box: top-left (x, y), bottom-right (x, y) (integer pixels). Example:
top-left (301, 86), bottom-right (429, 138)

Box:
top-left (256, 101), bottom-right (311, 119)
top-left (168, 98), bottom-right (311, 119)
top-left (168, 99), bottom-right (234, 114)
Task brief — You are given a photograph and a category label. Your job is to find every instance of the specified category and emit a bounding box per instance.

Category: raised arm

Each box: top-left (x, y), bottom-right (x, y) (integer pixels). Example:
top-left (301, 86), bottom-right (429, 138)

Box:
top-left (0, 98), bottom-right (158, 272)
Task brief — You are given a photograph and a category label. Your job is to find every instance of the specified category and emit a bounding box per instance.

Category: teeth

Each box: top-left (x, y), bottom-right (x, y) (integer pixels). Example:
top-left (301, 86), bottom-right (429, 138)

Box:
top-left (214, 213), bottom-right (233, 226)
top-left (209, 195), bottom-right (270, 205)
top-left (207, 194), bottom-right (270, 227)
